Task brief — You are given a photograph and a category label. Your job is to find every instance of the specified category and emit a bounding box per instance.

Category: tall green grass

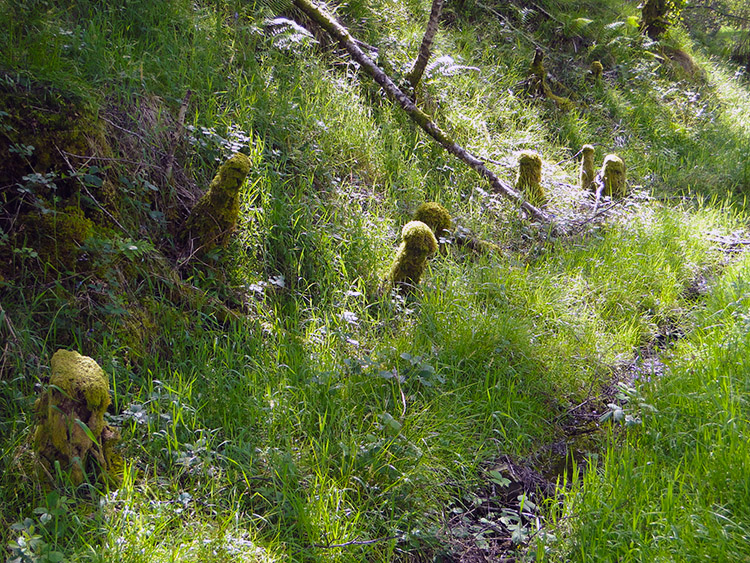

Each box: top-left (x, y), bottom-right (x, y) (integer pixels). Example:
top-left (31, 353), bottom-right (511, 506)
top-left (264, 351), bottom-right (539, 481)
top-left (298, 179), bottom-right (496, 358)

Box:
top-left (546, 248), bottom-right (750, 561)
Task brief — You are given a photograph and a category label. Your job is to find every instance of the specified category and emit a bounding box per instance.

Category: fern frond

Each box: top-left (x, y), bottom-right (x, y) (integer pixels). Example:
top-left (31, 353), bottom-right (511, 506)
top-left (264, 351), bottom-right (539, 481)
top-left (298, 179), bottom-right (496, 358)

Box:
top-left (255, 0), bottom-right (295, 17)
top-left (425, 55), bottom-right (480, 78)
top-left (264, 17), bottom-right (318, 50)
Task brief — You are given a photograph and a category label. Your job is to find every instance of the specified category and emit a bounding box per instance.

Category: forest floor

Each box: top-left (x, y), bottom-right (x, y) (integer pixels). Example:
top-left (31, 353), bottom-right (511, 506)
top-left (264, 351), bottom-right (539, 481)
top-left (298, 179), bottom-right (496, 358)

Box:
top-left (2, 0), bottom-right (750, 561)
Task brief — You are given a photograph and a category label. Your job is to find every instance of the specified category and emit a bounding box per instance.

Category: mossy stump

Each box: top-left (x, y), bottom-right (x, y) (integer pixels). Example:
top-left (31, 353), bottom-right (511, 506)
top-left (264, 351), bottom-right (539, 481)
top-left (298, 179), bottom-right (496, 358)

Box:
top-left (579, 145), bottom-right (596, 191)
top-left (601, 154), bottom-right (626, 198)
top-left (17, 205), bottom-right (94, 276)
top-left (515, 151), bottom-right (547, 206)
top-left (660, 46), bottom-right (706, 82)
top-left (388, 221), bottom-right (438, 292)
top-left (528, 48), bottom-right (548, 99)
top-left (413, 202), bottom-right (452, 240)
top-left (33, 350), bottom-right (122, 487)
top-left (590, 61), bottom-right (603, 83)
top-left (184, 153), bottom-right (251, 253)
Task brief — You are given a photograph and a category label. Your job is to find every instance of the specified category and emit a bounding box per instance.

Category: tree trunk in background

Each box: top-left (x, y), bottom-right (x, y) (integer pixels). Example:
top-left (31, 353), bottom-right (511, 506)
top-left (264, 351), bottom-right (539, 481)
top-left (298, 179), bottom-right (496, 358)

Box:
top-left (641, 0), bottom-right (670, 39)
top-left (292, 0), bottom-right (552, 224)
top-left (406, 0), bottom-right (445, 88)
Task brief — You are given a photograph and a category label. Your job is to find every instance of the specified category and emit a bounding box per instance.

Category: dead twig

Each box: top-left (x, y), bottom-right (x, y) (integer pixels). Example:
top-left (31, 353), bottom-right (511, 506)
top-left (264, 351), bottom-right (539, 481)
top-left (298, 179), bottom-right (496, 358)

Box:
top-left (101, 115), bottom-right (169, 157)
top-left (482, 156), bottom-right (513, 169)
top-left (682, 4), bottom-right (750, 24)
top-left (573, 197), bottom-right (627, 232)
top-left (165, 90), bottom-right (192, 184)
top-left (0, 303), bottom-right (20, 347)
top-left (311, 535), bottom-right (401, 549)
top-left (406, 0), bottom-right (445, 88)
top-left (61, 150), bottom-right (165, 169)
top-left (0, 304), bottom-right (24, 380)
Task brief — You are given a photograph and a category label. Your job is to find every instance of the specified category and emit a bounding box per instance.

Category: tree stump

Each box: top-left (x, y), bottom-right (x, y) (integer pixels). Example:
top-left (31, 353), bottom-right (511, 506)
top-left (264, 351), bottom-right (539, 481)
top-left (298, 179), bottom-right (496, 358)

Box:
top-left (515, 151), bottom-right (547, 206)
top-left (33, 350), bottom-right (122, 487)
top-left (526, 48), bottom-right (573, 110)
top-left (184, 153), bottom-right (252, 254)
top-left (413, 202), bottom-right (452, 241)
top-left (580, 145), bottom-right (596, 191)
top-left (590, 61), bottom-right (603, 83)
top-left (388, 221), bottom-right (438, 292)
top-left (601, 154), bottom-right (626, 198)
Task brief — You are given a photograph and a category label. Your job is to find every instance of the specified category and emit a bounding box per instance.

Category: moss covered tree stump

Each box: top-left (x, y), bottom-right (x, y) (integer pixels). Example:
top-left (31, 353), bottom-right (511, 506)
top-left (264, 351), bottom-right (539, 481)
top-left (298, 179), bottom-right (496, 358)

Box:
top-left (184, 153), bottom-right (252, 253)
top-left (388, 220), bottom-right (438, 292)
top-left (515, 151), bottom-right (547, 206)
top-left (413, 202), bottom-right (452, 240)
top-left (590, 61), bottom-right (604, 84)
top-left (526, 48), bottom-right (573, 110)
top-left (33, 350), bottom-right (121, 486)
top-left (580, 145), bottom-right (596, 191)
top-left (601, 154), bottom-right (626, 198)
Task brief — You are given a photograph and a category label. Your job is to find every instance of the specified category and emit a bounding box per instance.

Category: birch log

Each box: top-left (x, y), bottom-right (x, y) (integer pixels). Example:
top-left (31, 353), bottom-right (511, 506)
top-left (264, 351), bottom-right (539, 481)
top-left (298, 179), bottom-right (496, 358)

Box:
top-left (406, 0), bottom-right (445, 88)
top-left (292, 0), bottom-right (553, 224)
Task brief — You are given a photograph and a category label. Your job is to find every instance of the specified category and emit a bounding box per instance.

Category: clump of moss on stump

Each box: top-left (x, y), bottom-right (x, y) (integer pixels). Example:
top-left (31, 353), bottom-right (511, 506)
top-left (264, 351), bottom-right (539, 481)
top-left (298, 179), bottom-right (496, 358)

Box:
top-left (590, 61), bottom-right (603, 83)
top-left (515, 151), bottom-right (547, 206)
top-left (388, 221), bottom-right (438, 292)
top-left (184, 153), bottom-right (251, 253)
top-left (414, 202), bottom-right (452, 240)
top-left (580, 145), bottom-right (596, 191)
top-left (601, 154), bottom-right (626, 197)
top-left (17, 205), bottom-right (93, 275)
top-left (0, 81), bottom-right (110, 203)
top-left (33, 350), bottom-right (122, 487)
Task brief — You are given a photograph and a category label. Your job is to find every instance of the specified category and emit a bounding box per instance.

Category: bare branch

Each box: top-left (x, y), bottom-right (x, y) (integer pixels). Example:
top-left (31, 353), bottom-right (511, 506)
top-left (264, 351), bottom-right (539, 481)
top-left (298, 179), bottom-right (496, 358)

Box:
top-left (682, 3), bottom-right (750, 25)
top-left (311, 535), bottom-right (401, 548)
top-left (406, 0), bottom-right (445, 88)
top-left (165, 89), bottom-right (192, 184)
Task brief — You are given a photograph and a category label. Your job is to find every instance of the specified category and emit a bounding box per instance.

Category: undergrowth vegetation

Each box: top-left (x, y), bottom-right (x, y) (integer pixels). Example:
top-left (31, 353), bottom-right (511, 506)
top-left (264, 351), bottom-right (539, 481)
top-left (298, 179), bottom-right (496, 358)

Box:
top-left (2, 0), bottom-right (750, 561)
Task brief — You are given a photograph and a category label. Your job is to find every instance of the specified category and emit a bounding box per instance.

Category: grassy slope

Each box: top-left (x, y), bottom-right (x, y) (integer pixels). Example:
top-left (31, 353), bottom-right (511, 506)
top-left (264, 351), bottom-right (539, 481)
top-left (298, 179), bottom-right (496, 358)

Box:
top-left (1, 0), bottom-right (750, 561)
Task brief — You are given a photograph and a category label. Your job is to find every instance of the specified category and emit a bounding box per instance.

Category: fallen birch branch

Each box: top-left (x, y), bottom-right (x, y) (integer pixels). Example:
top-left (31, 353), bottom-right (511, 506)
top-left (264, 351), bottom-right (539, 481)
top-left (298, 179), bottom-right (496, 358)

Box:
top-left (292, 0), bottom-right (553, 225)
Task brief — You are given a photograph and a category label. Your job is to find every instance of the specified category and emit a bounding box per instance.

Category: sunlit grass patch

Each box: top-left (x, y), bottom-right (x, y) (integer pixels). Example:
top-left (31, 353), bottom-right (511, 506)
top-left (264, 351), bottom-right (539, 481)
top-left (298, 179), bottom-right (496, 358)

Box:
top-left (542, 208), bottom-right (750, 561)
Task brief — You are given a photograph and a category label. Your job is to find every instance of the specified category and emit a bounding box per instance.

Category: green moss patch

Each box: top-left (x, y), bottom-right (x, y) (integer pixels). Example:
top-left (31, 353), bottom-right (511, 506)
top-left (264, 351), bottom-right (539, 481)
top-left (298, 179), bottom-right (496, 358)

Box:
top-left (0, 74), bottom-right (109, 202)
top-left (414, 202), bottom-right (453, 239)
top-left (15, 205), bottom-right (93, 275)
top-left (183, 153), bottom-right (252, 254)
top-left (388, 220), bottom-right (438, 292)
top-left (32, 350), bottom-right (121, 487)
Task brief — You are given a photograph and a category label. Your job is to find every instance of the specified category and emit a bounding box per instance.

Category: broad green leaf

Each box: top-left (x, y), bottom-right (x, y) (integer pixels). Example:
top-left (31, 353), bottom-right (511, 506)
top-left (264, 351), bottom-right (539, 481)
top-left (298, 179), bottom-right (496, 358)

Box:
top-left (626, 15), bottom-right (640, 29)
top-left (379, 412), bottom-right (402, 434)
top-left (488, 470), bottom-right (511, 487)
